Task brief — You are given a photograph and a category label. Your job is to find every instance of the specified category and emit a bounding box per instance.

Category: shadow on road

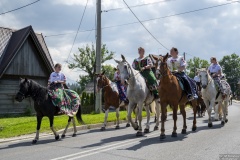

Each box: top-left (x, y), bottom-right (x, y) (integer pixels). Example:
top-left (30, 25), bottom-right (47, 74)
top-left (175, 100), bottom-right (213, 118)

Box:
top-left (121, 124), bottom-right (224, 151)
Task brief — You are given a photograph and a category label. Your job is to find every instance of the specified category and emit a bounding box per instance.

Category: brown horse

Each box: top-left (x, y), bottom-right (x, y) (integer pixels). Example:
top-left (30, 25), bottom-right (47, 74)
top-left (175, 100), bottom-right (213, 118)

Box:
top-left (153, 53), bottom-right (198, 139)
top-left (96, 71), bottom-right (125, 130)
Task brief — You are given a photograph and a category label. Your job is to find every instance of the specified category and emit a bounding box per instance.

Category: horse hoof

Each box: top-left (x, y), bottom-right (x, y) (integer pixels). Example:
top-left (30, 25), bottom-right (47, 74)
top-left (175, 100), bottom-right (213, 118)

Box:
top-left (72, 133), bottom-right (77, 137)
top-left (115, 126), bottom-right (120, 129)
top-left (181, 129), bottom-right (187, 134)
top-left (144, 128), bottom-right (150, 133)
top-left (225, 119), bottom-right (228, 123)
top-left (154, 126), bottom-right (159, 131)
top-left (134, 126), bottom-right (139, 131)
top-left (32, 139), bottom-right (37, 144)
top-left (171, 132), bottom-right (177, 137)
top-left (61, 134), bottom-right (65, 139)
top-left (136, 131), bottom-right (143, 137)
top-left (208, 123), bottom-right (213, 128)
top-left (221, 121), bottom-right (225, 125)
top-left (100, 127), bottom-right (106, 131)
top-left (126, 123), bottom-right (130, 127)
top-left (160, 134), bottom-right (166, 139)
top-left (55, 135), bottom-right (60, 140)
top-left (192, 127), bottom-right (197, 131)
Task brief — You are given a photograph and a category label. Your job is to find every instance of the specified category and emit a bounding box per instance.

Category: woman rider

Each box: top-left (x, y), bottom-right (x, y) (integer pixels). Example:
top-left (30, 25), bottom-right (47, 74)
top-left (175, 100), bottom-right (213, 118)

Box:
top-left (48, 63), bottom-right (80, 116)
top-left (132, 47), bottom-right (159, 99)
top-left (208, 57), bottom-right (226, 98)
top-left (114, 67), bottom-right (129, 104)
top-left (167, 47), bottom-right (198, 101)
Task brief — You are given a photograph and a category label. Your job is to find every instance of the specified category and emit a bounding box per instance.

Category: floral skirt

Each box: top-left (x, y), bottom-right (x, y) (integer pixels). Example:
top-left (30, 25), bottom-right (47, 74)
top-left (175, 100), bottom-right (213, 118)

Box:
top-left (48, 88), bottom-right (80, 116)
top-left (116, 81), bottom-right (128, 102)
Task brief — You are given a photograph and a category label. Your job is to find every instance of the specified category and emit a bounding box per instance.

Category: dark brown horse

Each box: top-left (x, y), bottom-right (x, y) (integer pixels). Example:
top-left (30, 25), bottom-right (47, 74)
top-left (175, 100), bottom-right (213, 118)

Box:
top-left (153, 53), bottom-right (198, 139)
top-left (96, 71), bottom-right (126, 130)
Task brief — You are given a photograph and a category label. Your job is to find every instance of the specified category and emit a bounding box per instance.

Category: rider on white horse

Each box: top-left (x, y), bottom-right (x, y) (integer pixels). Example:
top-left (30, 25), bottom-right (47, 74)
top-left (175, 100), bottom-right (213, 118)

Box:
top-left (132, 47), bottom-right (159, 99)
top-left (167, 47), bottom-right (198, 101)
top-left (208, 57), bottom-right (227, 98)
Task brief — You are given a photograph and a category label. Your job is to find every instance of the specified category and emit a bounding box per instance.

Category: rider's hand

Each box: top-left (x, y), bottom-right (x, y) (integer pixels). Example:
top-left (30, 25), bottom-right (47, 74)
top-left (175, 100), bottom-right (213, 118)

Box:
top-left (54, 81), bottom-right (58, 84)
top-left (141, 67), bottom-right (145, 71)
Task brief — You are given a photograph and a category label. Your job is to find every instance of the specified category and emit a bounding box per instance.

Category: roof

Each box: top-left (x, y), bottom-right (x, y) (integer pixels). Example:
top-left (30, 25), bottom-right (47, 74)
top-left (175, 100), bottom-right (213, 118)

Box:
top-left (0, 26), bottom-right (54, 77)
top-left (84, 81), bottom-right (95, 93)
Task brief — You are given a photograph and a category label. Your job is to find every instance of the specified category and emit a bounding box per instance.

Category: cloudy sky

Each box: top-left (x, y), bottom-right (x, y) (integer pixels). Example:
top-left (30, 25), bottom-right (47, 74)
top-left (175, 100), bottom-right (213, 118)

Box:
top-left (0, 0), bottom-right (239, 83)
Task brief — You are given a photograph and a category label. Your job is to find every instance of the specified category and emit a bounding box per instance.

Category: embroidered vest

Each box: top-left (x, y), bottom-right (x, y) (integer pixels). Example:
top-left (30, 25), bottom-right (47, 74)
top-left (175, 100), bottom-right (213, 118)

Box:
top-left (134, 57), bottom-right (149, 71)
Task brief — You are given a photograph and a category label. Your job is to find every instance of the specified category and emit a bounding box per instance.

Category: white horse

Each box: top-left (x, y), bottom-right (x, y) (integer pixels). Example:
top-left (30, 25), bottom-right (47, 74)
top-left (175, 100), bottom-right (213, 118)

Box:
top-left (115, 55), bottom-right (161, 136)
top-left (198, 69), bottom-right (230, 127)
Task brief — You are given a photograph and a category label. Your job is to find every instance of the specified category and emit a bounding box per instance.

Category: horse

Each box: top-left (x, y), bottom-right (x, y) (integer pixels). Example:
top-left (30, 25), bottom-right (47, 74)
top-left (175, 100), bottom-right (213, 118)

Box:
top-left (96, 71), bottom-right (127, 130)
top-left (153, 53), bottom-right (198, 139)
top-left (195, 82), bottom-right (207, 117)
top-left (198, 69), bottom-right (230, 127)
top-left (15, 78), bottom-right (84, 144)
top-left (115, 55), bottom-right (161, 136)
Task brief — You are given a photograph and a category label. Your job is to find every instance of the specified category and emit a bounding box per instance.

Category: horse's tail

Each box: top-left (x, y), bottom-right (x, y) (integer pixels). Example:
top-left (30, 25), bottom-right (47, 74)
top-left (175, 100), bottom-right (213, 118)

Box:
top-left (76, 104), bottom-right (85, 124)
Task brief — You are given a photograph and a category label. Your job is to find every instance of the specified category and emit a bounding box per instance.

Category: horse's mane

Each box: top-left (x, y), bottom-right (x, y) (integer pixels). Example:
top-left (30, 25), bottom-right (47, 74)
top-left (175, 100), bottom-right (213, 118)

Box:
top-left (29, 79), bottom-right (48, 104)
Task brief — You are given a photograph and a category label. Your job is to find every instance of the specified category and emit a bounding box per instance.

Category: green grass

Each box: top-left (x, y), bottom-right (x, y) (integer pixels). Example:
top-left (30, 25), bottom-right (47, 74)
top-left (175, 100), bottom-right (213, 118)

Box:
top-left (0, 111), bottom-right (146, 139)
top-left (0, 106), bottom-right (175, 139)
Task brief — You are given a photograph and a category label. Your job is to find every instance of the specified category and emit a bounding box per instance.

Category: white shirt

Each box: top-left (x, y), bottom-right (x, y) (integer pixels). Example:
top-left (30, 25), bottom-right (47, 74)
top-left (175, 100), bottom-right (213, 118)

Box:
top-left (208, 63), bottom-right (222, 73)
top-left (167, 56), bottom-right (186, 72)
top-left (48, 72), bottom-right (66, 83)
top-left (194, 75), bottom-right (200, 82)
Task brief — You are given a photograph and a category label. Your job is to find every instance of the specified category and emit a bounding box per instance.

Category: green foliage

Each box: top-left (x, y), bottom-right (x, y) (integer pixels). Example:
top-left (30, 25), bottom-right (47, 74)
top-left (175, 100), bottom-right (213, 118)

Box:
top-left (219, 53), bottom-right (240, 93)
top-left (187, 57), bottom-right (210, 78)
top-left (102, 64), bottom-right (115, 80)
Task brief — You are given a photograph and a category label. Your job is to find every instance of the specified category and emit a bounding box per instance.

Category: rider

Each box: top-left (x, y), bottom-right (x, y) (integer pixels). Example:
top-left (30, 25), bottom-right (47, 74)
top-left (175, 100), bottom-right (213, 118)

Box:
top-left (132, 47), bottom-right (159, 99)
top-left (167, 47), bottom-right (198, 101)
top-left (208, 57), bottom-right (226, 97)
top-left (114, 67), bottom-right (129, 104)
top-left (48, 63), bottom-right (66, 88)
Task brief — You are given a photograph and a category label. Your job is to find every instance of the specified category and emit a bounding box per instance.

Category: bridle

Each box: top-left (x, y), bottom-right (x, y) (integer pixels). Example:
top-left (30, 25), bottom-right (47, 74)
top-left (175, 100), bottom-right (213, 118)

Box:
top-left (96, 75), bottom-right (111, 90)
top-left (158, 62), bottom-right (172, 78)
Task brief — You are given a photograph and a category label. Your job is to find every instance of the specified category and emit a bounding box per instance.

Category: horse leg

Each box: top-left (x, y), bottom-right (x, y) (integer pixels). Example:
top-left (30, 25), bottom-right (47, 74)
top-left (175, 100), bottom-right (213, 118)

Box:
top-left (154, 100), bottom-right (160, 131)
top-left (101, 108), bottom-right (109, 131)
top-left (115, 107), bottom-right (120, 129)
top-left (61, 117), bottom-right (72, 138)
top-left (128, 102), bottom-right (137, 130)
top-left (125, 105), bottom-right (130, 127)
top-left (171, 105), bottom-right (178, 137)
top-left (32, 115), bottom-right (43, 144)
top-left (192, 101), bottom-right (197, 131)
top-left (72, 117), bottom-right (77, 137)
top-left (49, 116), bottom-right (59, 140)
top-left (136, 103), bottom-right (143, 137)
top-left (160, 103), bottom-right (167, 139)
top-left (144, 105), bottom-right (150, 133)
top-left (207, 99), bottom-right (214, 127)
top-left (180, 105), bottom-right (187, 134)
top-left (214, 103), bottom-right (219, 121)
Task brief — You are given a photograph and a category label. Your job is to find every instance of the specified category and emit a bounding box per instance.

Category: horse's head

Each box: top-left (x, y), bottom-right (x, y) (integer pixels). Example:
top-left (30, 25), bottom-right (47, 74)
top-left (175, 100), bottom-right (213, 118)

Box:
top-left (15, 78), bottom-right (31, 102)
top-left (152, 55), bottom-right (163, 79)
top-left (154, 53), bottom-right (170, 78)
top-left (198, 68), bottom-right (209, 89)
top-left (95, 71), bottom-right (109, 92)
top-left (114, 55), bottom-right (131, 85)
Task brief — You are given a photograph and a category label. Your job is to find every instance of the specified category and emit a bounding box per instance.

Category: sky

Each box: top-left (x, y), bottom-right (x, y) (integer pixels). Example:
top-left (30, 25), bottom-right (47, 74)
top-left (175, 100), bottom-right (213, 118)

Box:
top-left (0, 0), bottom-right (239, 83)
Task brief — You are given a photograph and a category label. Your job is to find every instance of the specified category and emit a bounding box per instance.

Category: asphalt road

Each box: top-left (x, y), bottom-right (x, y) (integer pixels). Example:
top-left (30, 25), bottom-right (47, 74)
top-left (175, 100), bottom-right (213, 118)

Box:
top-left (0, 103), bottom-right (240, 160)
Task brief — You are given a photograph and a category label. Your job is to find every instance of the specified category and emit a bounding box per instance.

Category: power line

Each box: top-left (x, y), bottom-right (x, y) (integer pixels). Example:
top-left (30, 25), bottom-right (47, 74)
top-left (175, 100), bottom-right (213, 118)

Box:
top-left (123, 0), bottom-right (169, 50)
top-left (103, 0), bottom-right (175, 12)
top-left (63, 0), bottom-right (89, 69)
top-left (0, 0), bottom-right (40, 16)
top-left (45, 0), bottom-right (240, 38)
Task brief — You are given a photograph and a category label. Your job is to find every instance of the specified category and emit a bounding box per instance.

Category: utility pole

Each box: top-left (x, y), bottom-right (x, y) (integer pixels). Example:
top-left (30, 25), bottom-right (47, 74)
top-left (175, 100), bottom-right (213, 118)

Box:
top-left (95, 0), bottom-right (102, 113)
top-left (183, 52), bottom-right (186, 72)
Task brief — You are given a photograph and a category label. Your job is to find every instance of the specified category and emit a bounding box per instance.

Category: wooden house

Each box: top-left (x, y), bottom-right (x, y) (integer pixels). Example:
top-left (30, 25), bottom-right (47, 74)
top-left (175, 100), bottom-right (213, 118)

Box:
top-left (0, 26), bottom-right (54, 115)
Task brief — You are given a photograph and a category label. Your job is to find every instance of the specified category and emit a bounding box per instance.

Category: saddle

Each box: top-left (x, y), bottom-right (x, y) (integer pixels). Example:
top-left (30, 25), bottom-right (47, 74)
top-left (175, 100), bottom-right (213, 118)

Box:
top-left (173, 74), bottom-right (184, 91)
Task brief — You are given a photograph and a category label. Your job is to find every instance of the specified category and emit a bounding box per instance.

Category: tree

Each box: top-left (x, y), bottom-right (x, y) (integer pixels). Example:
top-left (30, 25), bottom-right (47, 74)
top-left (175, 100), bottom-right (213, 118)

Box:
top-left (68, 44), bottom-right (114, 92)
top-left (219, 53), bottom-right (240, 93)
top-left (102, 64), bottom-right (115, 80)
top-left (187, 57), bottom-right (210, 78)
